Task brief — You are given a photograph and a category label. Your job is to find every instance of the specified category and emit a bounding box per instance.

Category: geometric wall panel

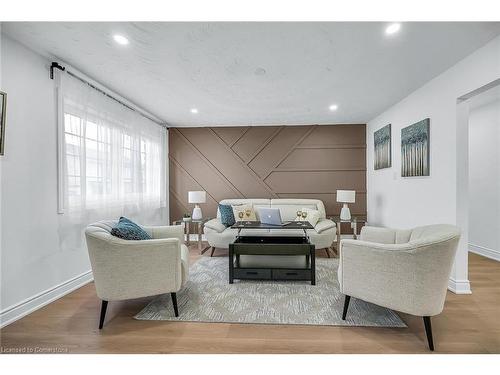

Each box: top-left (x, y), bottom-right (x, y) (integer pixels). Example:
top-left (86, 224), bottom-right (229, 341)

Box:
top-left (169, 124), bottom-right (366, 222)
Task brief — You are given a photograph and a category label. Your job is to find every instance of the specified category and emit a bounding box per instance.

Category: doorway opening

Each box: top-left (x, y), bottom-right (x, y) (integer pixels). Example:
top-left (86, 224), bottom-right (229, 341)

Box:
top-left (456, 79), bottom-right (500, 293)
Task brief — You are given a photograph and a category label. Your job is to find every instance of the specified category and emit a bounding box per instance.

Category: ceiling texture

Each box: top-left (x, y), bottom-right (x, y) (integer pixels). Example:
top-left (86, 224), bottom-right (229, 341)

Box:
top-left (3, 22), bottom-right (500, 127)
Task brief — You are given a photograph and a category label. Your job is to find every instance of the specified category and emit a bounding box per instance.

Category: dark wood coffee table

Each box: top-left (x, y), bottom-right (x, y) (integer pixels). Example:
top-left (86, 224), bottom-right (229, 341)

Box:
top-left (228, 221), bottom-right (316, 285)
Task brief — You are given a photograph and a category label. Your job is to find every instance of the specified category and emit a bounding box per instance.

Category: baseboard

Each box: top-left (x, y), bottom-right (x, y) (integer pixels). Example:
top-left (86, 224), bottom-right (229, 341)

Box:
top-left (469, 243), bottom-right (500, 262)
top-left (0, 270), bottom-right (94, 328)
top-left (448, 277), bottom-right (472, 294)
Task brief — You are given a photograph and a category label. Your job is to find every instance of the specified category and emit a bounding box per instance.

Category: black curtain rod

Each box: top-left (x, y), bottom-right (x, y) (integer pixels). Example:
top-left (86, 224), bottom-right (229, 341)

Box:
top-left (50, 62), bottom-right (168, 128)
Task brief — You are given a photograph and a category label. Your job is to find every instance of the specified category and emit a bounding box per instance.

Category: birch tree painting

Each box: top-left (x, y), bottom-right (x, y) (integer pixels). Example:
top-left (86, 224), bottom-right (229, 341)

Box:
top-left (374, 124), bottom-right (391, 170)
top-left (401, 118), bottom-right (430, 177)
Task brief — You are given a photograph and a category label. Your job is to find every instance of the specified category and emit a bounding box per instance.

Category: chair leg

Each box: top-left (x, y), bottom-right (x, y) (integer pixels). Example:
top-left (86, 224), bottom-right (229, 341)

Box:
top-left (99, 300), bottom-right (108, 329)
top-left (342, 295), bottom-right (351, 320)
top-left (171, 292), bottom-right (179, 317)
top-left (324, 248), bottom-right (331, 258)
top-left (423, 316), bottom-right (434, 351)
top-left (210, 247), bottom-right (216, 257)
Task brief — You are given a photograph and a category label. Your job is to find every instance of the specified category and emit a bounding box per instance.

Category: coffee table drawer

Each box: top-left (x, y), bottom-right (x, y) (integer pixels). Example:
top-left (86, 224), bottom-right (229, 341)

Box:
top-left (233, 268), bottom-right (272, 280)
top-left (273, 269), bottom-right (311, 281)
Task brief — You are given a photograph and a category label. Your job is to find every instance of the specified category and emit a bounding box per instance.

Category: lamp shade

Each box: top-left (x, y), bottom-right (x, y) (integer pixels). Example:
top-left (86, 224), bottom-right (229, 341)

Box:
top-left (188, 191), bottom-right (206, 204)
top-left (336, 190), bottom-right (355, 203)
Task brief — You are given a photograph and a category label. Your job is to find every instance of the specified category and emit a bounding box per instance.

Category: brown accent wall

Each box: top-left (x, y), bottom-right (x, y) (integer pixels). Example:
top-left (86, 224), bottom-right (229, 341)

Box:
top-left (169, 124), bottom-right (366, 222)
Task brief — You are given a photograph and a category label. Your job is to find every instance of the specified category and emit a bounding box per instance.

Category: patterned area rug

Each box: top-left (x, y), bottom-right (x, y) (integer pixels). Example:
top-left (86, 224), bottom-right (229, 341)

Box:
top-left (135, 257), bottom-right (406, 327)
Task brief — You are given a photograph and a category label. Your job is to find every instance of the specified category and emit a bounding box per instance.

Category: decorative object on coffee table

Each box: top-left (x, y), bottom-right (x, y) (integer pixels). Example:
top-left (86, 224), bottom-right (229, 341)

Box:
top-left (296, 210), bottom-right (302, 221)
top-left (188, 191), bottom-right (206, 220)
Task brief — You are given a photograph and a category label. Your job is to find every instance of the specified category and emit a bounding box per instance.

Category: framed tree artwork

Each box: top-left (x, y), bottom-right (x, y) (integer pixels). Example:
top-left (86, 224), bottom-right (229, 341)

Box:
top-left (0, 91), bottom-right (6, 156)
top-left (374, 124), bottom-right (391, 170)
top-left (401, 118), bottom-right (430, 177)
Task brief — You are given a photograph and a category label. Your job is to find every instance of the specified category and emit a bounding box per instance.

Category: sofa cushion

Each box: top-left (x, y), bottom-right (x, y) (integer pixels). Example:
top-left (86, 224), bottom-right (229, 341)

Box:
top-left (219, 204), bottom-right (236, 227)
top-left (271, 199), bottom-right (327, 219)
top-left (217, 199), bottom-right (270, 219)
top-left (111, 217), bottom-right (152, 241)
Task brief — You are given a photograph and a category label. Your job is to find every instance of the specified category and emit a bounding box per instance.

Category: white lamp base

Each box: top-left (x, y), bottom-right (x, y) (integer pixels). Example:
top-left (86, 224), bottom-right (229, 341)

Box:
top-left (340, 203), bottom-right (351, 221)
top-left (192, 205), bottom-right (203, 220)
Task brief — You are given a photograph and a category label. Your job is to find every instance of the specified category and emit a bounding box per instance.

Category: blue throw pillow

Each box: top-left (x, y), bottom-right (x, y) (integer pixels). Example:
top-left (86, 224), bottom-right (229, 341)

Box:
top-left (111, 217), bottom-right (152, 240)
top-left (219, 204), bottom-right (235, 227)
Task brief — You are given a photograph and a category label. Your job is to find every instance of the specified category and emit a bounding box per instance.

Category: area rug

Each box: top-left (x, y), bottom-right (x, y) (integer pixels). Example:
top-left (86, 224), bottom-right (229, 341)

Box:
top-left (134, 257), bottom-right (406, 327)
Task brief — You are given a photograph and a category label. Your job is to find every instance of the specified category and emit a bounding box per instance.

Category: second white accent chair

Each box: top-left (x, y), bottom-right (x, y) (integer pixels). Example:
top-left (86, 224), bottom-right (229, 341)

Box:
top-left (85, 221), bottom-right (189, 329)
top-left (338, 224), bottom-right (461, 351)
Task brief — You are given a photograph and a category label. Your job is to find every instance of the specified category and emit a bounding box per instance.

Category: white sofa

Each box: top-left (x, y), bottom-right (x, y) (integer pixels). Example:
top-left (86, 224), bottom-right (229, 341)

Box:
top-left (85, 221), bottom-right (189, 328)
top-left (203, 198), bottom-right (336, 256)
top-left (339, 224), bottom-right (461, 351)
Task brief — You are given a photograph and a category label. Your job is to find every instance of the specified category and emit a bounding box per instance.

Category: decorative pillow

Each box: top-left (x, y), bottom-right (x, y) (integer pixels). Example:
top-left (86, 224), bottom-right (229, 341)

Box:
top-left (232, 204), bottom-right (257, 222)
top-left (295, 207), bottom-right (321, 227)
top-left (111, 217), bottom-right (152, 240)
top-left (219, 204), bottom-right (236, 227)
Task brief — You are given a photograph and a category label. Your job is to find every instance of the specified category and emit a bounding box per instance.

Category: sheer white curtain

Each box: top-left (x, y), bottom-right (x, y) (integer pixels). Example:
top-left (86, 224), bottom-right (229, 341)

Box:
top-left (57, 71), bottom-right (167, 250)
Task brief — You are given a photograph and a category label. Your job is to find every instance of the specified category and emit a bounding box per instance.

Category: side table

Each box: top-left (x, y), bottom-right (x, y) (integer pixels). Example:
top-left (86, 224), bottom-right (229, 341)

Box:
top-left (330, 216), bottom-right (367, 256)
top-left (173, 218), bottom-right (211, 254)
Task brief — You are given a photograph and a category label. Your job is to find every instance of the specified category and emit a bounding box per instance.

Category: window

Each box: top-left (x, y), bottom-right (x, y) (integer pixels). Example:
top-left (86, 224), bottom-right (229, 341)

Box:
top-left (58, 72), bottom-right (166, 217)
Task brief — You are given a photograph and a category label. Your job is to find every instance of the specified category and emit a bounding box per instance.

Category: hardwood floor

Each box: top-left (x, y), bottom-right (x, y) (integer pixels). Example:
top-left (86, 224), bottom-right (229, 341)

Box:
top-left (1, 249), bottom-right (499, 354)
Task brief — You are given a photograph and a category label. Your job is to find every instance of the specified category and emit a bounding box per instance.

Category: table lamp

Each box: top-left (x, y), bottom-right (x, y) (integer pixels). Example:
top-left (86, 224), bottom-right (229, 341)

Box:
top-left (188, 191), bottom-right (206, 220)
top-left (336, 190), bottom-right (355, 221)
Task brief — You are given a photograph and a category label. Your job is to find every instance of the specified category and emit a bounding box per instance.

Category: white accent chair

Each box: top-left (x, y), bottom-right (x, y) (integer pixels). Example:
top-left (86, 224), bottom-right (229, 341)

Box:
top-left (203, 198), bottom-right (336, 257)
top-left (85, 221), bottom-right (189, 329)
top-left (338, 224), bottom-right (461, 351)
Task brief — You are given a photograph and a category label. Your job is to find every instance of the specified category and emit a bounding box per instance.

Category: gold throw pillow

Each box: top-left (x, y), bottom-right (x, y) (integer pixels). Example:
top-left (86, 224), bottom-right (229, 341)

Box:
top-left (232, 204), bottom-right (257, 222)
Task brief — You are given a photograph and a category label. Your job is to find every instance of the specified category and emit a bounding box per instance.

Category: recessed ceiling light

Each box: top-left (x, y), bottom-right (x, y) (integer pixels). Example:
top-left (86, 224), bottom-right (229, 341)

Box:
top-left (385, 23), bottom-right (401, 35)
top-left (190, 108), bottom-right (199, 114)
top-left (113, 34), bottom-right (129, 45)
top-left (329, 104), bottom-right (338, 111)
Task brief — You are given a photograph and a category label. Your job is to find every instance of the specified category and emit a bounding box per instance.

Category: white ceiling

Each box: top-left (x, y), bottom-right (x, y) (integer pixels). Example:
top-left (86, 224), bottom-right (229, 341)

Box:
top-left (3, 22), bottom-right (500, 127)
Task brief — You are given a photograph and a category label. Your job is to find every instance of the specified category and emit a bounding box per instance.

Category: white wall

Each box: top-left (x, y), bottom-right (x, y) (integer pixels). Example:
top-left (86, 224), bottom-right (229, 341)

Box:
top-left (0, 24), bottom-right (3, 319)
top-left (367, 35), bottom-right (500, 294)
top-left (0, 35), bottom-right (94, 326)
top-left (0, 35), bottom-right (169, 327)
top-left (468, 99), bottom-right (500, 261)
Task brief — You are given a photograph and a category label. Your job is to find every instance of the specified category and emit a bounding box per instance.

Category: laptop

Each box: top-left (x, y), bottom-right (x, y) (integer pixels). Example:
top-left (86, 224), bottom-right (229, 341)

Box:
top-left (258, 207), bottom-right (285, 226)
